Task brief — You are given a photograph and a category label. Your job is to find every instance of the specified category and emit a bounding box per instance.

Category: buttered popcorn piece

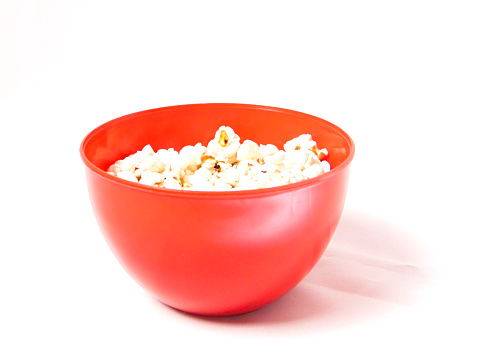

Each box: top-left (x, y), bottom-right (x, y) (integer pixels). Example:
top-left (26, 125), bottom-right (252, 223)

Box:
top-left (107, 127), bottom-right (331, 190)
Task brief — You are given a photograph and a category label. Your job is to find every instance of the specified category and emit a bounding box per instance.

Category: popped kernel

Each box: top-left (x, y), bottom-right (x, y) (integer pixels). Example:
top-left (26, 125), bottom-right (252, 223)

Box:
top-left (236, 140), bottom-right (260, 161)
top-left (107, 126), bottom-right (331, 191)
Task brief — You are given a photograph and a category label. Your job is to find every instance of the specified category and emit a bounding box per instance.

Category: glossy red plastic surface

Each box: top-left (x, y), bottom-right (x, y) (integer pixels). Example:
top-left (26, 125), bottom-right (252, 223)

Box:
top-left (80, 103), bottom-right (355, 316)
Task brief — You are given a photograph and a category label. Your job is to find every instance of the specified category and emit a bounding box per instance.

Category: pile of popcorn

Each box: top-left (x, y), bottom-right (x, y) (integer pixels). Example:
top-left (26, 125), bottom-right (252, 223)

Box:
top-left (107, 126), bottom-right (331, 191)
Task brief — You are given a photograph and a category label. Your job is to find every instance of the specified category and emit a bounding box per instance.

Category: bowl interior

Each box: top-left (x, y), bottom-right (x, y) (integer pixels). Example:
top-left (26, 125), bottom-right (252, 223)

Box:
top-left (82, 103), bottom-right (354, 177)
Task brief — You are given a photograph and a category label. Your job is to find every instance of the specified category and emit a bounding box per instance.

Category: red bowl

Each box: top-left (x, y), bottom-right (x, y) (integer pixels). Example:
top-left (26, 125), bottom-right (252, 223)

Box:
top-left (80, 103), bottom-right (355, 316)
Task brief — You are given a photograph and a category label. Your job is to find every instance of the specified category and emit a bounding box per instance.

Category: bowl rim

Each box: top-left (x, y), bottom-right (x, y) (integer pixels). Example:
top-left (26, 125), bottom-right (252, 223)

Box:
top-left (80, 103), bottom-right (355, 198)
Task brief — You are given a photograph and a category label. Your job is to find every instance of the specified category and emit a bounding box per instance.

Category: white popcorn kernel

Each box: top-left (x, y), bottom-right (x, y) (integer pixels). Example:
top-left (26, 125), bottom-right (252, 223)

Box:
top-left (189, 176), bottom-right (214, 191)
top-left (274, 170), bottom-right (294, 185)
top-left (236, 140), bottom-right (260, 161)
top-left (194, 143), bottom-right (207, 165)
top-left (236, 175), bottom-right (259, 190)
top-left (297, 134), bottom-right (317, 151)
top-left (216, 140), bottom-right (240, 163)
top-left (206, 139), bottom-right (221, 156)
top-left (284, 137), bottom-right (300, 152)
top-left (207, 126), bottom-right (241, 162)
top-left (315, 147), bottom-right (328, 161)
top-left (116, 160), bottom-right (135, 172)
top-left (253, 172), bottom-right (270, 188)
top-left (263, 150), bottom-right (285, 166)
top-left (259, 144), bottom-right (279, 159)
top-left (157, 148), bottom-right (180, 167)
top-left (261, 164), bottom-right (280, 176)
top-left (163, 177), bottom-right (182, 190)
top-left (199, 157), bottom-right (217, 172)
top-left (288, 169), bottom-right (305, 183)
top-left (236, 160), bottom-right (256, 176)
top-left (208, 173), bottom-right (219, 185)
top-left (248, 165), bottom-right (276, 188)
top-left (216, 126), bottom-right (240, 147)
top-left (108, 164), bottom-right (120, 175)
top-left (181, 170), bottom-right (194, 184)
top-left (152, 172), bottom-right (163, 184)
top-left (214, 178), bottom-right (233, 191)
top-left (140, 169), bottom-right (153, 179)
top-left (182, 170), bottom-right (194, 185)
top-left (319, 160), bottom-right (331, 172)
top-left (248, 164), bottom-right (264, 177)
top-left (139, 154), bottom-right (164, 173)
top-left (206, 127), bottom-right (229, 155)
top-left (302, 163), bottom-right (324, 179)
top-left (265, 180), bottom-right (281, 188)
top-left (117, 170), bottom-right (138, 183)
top-left (223, 167), bottom-right (240, 186)
top-left (297, 134), bottom-right (312, 143)
top-left (139, 174), bottom-right (157, 186)
top-left (109, 161), bottom-right (133, 175)
top-left (305, 152), bottom-right (321, 167)
top-left (217, 161), bottom-right (232, 172)
top-left (128, 151), bottom-right (145, 167)
top-left (194, 167), bottom-right (213, 180)
top-left (141, 144), bottom-right (155, 156)
top-left (107, 171), bottom-right (115, 176)
top-left (134, 168), bottom-right (143, 178)
top-left (163, 165), bottom-right (182, 182)
top-left (284, 134), bottom-right (316, 152)
top-left (283, 150), bottom-right (308, 170)
top-left (179, 145), bottom-right (198, 171)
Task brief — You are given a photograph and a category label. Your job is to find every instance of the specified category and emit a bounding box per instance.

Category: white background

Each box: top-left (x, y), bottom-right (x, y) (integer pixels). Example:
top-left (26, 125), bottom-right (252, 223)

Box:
top-left (1, 0), bottom-right (478, 357)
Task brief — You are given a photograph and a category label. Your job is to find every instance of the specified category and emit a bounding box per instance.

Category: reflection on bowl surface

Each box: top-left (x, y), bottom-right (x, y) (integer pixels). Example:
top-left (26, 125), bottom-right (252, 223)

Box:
top-left (80, 103), bottom-right (355, 316)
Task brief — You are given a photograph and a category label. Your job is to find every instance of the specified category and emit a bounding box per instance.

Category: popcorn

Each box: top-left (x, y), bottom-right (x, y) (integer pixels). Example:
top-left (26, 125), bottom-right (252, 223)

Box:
top-left (206, 126), bottom-right (240, 161)
top-left (284, 134), bottom-right (317, 152)
top-left (139, 170), bottom-right (157, 186)
top-left (302, 163), bottom-right (324, 179)
top-left (223, 167), bottom-right (240, 186)
top-left (107, 127), bottom-right (331, 191)
top-left (315, 148), bottom-right (328, 161)
top-left (194, 166), bottom-right (213, 180)
top-left (194, 143), bottom-right (207, 165)
top-left (157, 148), bottom-right (180, 168)
top-left (163, 177), bottom-right (182, 190)
top-left (319, 160), bottom-right (331, 172)
top-left (259, 144), bottom-right (279, 159)
top-left (263, 150), bottom-right (285, 166)
top-left (179, 146), bottom-right (198, 171)
top-left (117, 170), bottom-right (138, 183)
top-left (237, 175), bottom-right (259, 190)
top-left (141, 144), bottom-right (155, 156)
top-left (139, 154), bottom-right (163, 173)
top-left (214, 178), bottom-right (233, 191)
top-left (236, 140), bottom-right (260, 161)
top-left (188, 175), bottom-right (214, 191)
top-left (283, 149), bottom-right (309, 170)
top-left (236, 160), bottom-right (255, 176)
top-left (108, 160), bottom-right (133, 175)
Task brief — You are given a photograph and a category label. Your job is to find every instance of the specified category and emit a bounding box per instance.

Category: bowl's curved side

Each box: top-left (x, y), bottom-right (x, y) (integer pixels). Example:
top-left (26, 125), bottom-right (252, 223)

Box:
top-left (84, 163), bottom-right (351, 316)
